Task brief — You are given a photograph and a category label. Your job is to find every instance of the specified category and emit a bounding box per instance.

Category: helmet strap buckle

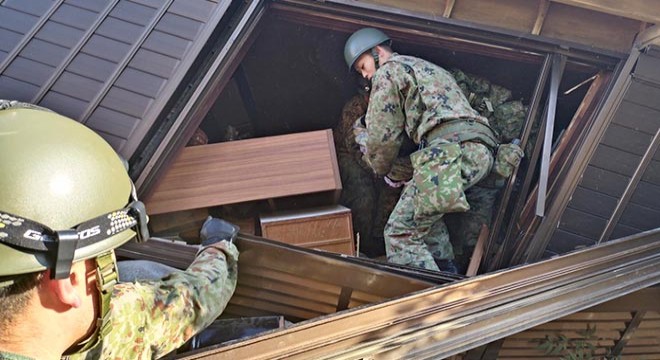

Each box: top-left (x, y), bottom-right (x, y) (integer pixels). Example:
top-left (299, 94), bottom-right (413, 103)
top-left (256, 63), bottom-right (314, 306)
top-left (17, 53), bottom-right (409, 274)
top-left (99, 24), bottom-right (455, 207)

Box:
top-left (52, 230), bottom-right (78, 279)
top-left (128, 201), bottom-right (150, 243)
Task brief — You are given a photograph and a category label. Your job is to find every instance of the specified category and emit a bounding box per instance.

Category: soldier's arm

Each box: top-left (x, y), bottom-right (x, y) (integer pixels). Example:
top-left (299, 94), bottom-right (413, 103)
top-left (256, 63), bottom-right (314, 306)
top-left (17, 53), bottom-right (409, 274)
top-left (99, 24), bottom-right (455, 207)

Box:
top-left (364, 63), bottom-right (407, 176)
top-left (101, 242), bottom-right (239, 359)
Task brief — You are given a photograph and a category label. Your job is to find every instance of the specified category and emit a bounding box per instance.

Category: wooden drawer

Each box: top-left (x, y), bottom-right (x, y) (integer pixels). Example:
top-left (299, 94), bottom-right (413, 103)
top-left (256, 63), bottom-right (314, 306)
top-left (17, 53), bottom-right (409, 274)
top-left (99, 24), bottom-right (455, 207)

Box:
top-left (260, 205), bottom-right (354, 256)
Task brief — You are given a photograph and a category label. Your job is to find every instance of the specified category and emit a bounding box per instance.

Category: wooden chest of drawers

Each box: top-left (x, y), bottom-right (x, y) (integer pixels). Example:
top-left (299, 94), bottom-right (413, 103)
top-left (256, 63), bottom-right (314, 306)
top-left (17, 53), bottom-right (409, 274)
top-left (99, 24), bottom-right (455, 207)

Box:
top-left (260, 205), bottom-right (354, 256)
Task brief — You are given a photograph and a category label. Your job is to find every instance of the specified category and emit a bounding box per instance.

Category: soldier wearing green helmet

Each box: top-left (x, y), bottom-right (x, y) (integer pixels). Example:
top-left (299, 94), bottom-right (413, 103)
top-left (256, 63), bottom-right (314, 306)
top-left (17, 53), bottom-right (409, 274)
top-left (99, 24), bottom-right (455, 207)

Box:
top-left (0, 100), bottom-right (240, 359)
top-left (344, 28), bottom-right (523, 273)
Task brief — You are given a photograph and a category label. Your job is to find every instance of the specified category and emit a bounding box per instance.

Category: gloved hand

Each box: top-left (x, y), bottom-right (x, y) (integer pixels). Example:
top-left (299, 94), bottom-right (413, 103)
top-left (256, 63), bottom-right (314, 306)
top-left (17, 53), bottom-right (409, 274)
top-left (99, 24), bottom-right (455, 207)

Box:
top-left (352, 116), bottom-right (368, 154)
top-left (493, 140), bottom-right (524, 178)
top-left (199, 217), bottom-right (240, 246)
top-left (386, 157), bottom-right (413, 182)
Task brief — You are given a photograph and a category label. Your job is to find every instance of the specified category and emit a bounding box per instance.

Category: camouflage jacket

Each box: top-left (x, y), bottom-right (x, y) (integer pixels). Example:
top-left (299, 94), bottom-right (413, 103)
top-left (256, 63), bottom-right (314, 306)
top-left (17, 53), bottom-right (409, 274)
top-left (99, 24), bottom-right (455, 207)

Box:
top-left (363, 54), bottom-right (488, 176)
top-left (65, 242), bottom-right (239, 360)
top-left (0, 352), bottom-right (32, 360)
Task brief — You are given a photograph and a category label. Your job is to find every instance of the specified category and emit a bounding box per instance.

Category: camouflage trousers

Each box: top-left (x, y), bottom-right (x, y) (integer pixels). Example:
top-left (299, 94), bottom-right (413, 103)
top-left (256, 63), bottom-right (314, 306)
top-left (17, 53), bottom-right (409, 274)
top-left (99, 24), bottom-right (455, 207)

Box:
top-left (384, 141), bottom-right (494, 271)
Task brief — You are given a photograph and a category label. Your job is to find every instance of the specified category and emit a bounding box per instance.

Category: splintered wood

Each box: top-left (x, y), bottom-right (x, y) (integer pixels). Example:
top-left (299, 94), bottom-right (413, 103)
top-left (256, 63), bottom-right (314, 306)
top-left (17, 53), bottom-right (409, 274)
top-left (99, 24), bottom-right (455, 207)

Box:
top-left (143, 129), bottom-right (341, 215)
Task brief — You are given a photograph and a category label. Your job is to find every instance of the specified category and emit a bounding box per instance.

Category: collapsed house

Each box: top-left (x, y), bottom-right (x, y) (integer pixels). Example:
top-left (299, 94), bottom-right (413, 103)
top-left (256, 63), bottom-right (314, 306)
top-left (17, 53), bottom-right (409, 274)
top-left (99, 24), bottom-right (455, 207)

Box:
top-left (0, 0), bottom-right (659, 358)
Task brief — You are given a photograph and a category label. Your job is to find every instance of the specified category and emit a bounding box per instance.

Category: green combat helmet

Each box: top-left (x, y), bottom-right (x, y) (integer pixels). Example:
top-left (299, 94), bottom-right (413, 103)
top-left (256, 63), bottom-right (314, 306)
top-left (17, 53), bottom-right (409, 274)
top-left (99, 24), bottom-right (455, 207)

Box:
top-left (344, 27), bottom-right (390, 70)
top-left (0, 99), bottom-right (149, 291)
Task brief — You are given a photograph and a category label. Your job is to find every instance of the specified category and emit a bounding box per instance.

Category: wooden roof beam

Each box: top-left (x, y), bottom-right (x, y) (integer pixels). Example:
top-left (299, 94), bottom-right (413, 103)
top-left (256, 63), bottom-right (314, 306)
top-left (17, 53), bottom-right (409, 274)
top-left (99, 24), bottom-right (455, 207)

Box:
top-left (550, 0), bottom-right (660, 24)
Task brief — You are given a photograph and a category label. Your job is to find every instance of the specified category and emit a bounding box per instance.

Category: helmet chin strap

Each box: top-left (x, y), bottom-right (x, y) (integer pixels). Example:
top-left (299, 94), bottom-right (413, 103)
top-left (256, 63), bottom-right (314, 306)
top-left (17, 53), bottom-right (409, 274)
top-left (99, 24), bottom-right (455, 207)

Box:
top-left (371, 47), bottom-right (381, 70)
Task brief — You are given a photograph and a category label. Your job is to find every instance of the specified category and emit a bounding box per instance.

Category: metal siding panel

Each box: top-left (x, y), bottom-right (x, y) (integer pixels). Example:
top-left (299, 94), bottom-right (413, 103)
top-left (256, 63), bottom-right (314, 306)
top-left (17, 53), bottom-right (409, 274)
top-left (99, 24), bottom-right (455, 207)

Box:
top-left (4, 56), bottom-right (54, 86)
top-left (567, 186), bottom-right (618, 219)
top-left (35, 21), bottom-right (84, 48)
top-left (0, 51), bottom-right (6, 64)
top-left (3, 0), bottom-right (55, 16)
top-left (51, 71), bottom-right (103, 102)
top-left (619, 203), bottom-right (660, 231)
top-left (130, 0), bottom-right (162, 8)
top-left (64, 0), bottom-right (107, 13)
top-left (98, 131), bottom-right (127, 151)
top-left (547, 229), bottom-right (596, 255)
top-left (641, 159), bottom-right (660, 183)
top-left (612, 100), bottom-right (660, 135)
top-left (0, 75), bottom-right (39, 101)
top-left (630, 181), bottom-right (660, 212)
top-left (142, 30), bottom-right (190, 58)
top-left (608, 223), bottom-right (642, 241)
top-left (101, 87), bottom-right (152, 118)
top-left (634, 52), bottom-right (660, 83)
top-left (110, 0), bottom-right (156, 26)
top-left (601, 123), bottom-right (654, 156)
top-left (68, 53), bottom-right (116, 81)
top-left (0, 28), bottom-right (22, 52)
top-left (81, 34), bottom-right (131, 63)
top-left (154, 12), bottom-right (203, 40)
top-left (130, 48), bottom-right (179, 78)
top-left (169, 0), bottom-right (214, 22)
top-left (0, 6), bottom-right (39, 33)
top-left (591, 144), bottom-right (642, 177)
top-left (87, 106), bottom-right (140, 138)
top-left (558, 207), bottom-right (608, 241)
top-left (96, 16), bottom-right (145, 44)
top-left (626, 79), bottom-right (660, 111)
top-left (50, 3), bottom-right (98, 30)
top-left (20, 38), bottom-right (69, 67)
top-left (39, 90), bottom-right (87, 119)
top-left (115, 68), bottom-right (166, 97)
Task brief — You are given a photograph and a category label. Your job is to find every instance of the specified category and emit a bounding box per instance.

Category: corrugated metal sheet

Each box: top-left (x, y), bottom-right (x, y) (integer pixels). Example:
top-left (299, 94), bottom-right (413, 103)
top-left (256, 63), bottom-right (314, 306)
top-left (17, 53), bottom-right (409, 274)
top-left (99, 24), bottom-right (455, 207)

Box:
top-left (0, 0), bottom-right (232, 158)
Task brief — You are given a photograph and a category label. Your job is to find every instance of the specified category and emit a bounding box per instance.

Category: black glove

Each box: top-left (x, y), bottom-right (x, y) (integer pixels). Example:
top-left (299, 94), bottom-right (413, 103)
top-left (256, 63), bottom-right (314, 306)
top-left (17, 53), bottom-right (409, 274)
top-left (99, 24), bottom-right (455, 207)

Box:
top-left (199, 217), bottom-right (239, 246)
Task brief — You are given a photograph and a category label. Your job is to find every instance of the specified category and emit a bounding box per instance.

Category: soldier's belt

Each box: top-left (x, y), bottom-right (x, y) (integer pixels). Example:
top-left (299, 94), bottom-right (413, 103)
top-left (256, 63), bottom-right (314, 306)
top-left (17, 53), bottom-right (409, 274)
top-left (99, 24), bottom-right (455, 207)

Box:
top-left (424, 118), bottom-right (498, 150)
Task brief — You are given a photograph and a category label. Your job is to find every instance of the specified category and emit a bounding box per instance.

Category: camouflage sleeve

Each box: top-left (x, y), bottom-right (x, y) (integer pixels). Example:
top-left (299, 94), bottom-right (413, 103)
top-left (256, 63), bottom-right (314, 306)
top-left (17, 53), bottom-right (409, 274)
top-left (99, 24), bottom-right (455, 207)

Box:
top-left (364, 63), bottom-right (409, 176)
top-left (100, 242), bottom-right (239, 359)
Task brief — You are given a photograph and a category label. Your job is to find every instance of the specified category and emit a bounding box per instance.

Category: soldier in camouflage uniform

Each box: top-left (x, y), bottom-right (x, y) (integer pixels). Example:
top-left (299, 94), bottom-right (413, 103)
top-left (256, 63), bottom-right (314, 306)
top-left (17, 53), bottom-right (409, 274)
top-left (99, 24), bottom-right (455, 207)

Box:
top-left (334, 90), bottom-right (411, 257)
top-left (345, 28), bottom-right (523, 273)
top-left (0, 101), bottom-right (239, 360)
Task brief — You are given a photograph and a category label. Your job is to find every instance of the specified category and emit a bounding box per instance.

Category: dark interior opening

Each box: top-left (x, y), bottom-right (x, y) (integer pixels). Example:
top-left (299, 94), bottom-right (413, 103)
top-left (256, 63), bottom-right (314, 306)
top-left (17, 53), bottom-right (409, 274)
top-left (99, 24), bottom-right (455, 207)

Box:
top-left (197, 14), bottom-right (595, 146)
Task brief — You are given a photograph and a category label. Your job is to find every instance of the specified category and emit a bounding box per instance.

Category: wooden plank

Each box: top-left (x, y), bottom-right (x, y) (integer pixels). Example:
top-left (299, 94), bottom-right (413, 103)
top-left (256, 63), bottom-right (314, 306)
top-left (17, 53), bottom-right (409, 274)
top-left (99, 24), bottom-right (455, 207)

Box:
top-left (541, 3), bottom-right (639, 53)
top-left (549, 0), bottom-right (660, 24)
top-left (144, 130), bottom-right (343, 215)
top-left (260, 205), bottom-right (354, 256)
top-left (451, 0), bottom-right (538, 33)
top-left (531, 0), bottom-right (550, 35)
top-left (358, 0), bottom-right (447, 18)
top-left (465, 224), bottom-right (487, 277)
top-left (443, 0), bottom-right (455, 18)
